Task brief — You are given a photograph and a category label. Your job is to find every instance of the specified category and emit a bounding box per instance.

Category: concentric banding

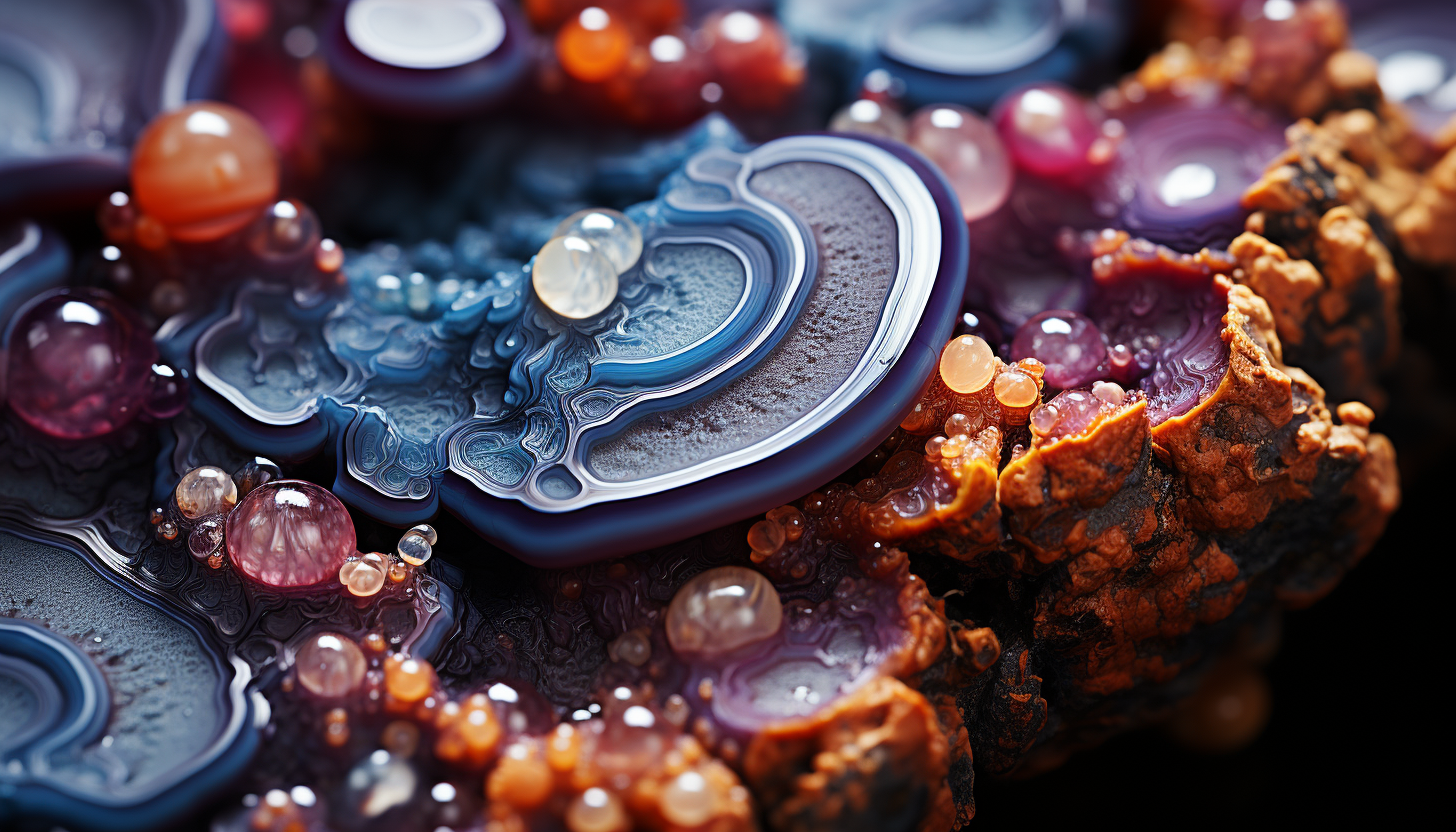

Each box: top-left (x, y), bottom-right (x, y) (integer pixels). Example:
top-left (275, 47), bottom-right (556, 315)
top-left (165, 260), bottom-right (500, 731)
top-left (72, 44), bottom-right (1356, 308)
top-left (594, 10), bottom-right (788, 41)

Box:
top-left (878, 0), bottom-right (1066, 76)
top-left (846, 0), bottom-right (1125, 109)
top-left (344, 0), bottom-right (507, 70)
top-left (1346, 0), bottom-right (1456, 136)
top-left (0, 0), bottom-right (223, 210)
top-left (188, 133), bottom-right (964, 564)
top-left (321, 0), bottom-right (528, 115)
top-left (0, 525), bottom-right (257, 831)
top-left (1106, 101), bottom-right (1287, 250)
top-left (445, 136), bottom-right (955, 530)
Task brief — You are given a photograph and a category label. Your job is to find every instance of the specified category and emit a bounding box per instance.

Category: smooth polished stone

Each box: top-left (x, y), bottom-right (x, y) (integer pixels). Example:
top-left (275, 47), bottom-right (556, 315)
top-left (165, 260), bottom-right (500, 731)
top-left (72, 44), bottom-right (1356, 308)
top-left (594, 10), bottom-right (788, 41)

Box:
top-left (555, 6), bottom-right (632, 83)
top-left (666, 566), bottom-right (783, 657)
top-left (247, 199), bottom-right (321, 265)
top-left (908, 104), bottom-right (1013, 222)
top-left (225, 480), bottom-right (357, 588)
top-left (1011, 310), bottom-right (1108, 389)
top-left (829, 98), bottom-right (909, 141)
top-left (702, 10), bottom-right (805, 111)
top-left (175, 465), bottom-right (240, 519)
top-left (5, 288), bottom-right (158, 439)
top-left (993, 83), bottom-right (1101, 180)
top-left (131, 102), bottom-right (280, 242)
top-left (532, 235), bottom-right (619, 319)
top-left (938, 334), bottom-right (996, 395)
top-left (552, 208), bottom-right (642, 273)
top-left (295, 632), bottom-right (367, 697)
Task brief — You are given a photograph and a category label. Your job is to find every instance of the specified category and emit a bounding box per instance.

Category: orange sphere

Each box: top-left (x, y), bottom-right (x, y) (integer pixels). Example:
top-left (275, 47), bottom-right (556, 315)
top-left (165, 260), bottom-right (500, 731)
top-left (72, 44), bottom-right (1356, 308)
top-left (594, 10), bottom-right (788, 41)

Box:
top-left (131, 102), bottom-right (279, 242)
top-left (556, 7), bottom-right (633, 83)
top-left (702, 11), bottom-right (803, 111)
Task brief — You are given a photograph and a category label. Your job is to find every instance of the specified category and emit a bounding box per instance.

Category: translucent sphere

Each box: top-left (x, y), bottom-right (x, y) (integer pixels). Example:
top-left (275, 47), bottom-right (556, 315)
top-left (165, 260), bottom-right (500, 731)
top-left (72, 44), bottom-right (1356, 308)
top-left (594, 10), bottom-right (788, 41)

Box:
top-left (555, 6), bottom-right (632, 83)
top-left (340, 552), bottom-right (388, 597)
top-left (532, 235), bottom-right (619, 319)
top-left (246, 199), bottom-right (321, 265)
top-left (552, 209), bottom-right (642, 273)
top-left (130, 102), bottom-right (279, 242)
top-left (384, 654), bottom-right (436, 704)
top-left (225, 480), bottom-right (357, 587)
top-left (188, 515), bottom-right (226, 561)
top-left (829, 98), bottom-right (909, 142)
top-left (666, 566), bottom-right (783, 657)
top-left (5, 289), bottom-right (158, 439)
top-left (938, 334), bottom-right (996, 394)
top-left (702, 10), bottom-right (804, 111)
top-left (566, 787), bottom-right (629, 832)
top-left (396, 530), bottom-right (433, 566)
top-left (908, 104), bottom-right (1013, 222)
top-left (295, 632), bottom-right (366, 697)
top-left (1011, 310), bottom-right (1109, 389)
top-left (175, 465), bottom-right (239, 519)
top-left (993, 369), bottom-right (1040, 408)
top-left (993, 84), bottom-right (1101, 180)
top-left (661, 771), bottom-right (715, 827)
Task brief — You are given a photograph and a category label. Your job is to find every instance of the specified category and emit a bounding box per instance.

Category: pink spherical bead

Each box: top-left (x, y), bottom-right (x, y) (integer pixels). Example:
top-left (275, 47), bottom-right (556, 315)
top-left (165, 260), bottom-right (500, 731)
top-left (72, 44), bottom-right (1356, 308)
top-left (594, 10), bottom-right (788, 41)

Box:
top-left (225, 480), bottom-right (357, 588)
top-left (993, 84), bottom-right (1101, 180)
top-left (908, 104), bottom-right (1013, 223)
top-left (5, 289), bottom-right (158, 439)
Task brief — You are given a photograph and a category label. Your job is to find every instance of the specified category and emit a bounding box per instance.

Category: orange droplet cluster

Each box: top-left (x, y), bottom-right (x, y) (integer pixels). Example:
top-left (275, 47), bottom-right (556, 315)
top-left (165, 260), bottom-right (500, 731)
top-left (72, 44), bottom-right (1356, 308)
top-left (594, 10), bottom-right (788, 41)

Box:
top-left (434, 692), bottom-right (503, 767)
top-left (477, 691), bottom-right (754, 831)
top-left (535, 2), bottom-right (802, 127)
top-left (383, 653), bottom-right (438, 710)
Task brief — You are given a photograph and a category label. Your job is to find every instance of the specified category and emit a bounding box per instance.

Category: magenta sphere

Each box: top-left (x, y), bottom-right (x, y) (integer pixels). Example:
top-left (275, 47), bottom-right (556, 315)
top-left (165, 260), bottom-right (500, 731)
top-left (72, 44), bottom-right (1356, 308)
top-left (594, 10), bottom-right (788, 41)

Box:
top-left (5, 288), bottom-right (158, 439)
top-left (993, 84), bottom-right (1101, 180)
top-left (1012, 310), bottom-right (1109, 389)
top-left (225, 480), bottom-right (357, 588)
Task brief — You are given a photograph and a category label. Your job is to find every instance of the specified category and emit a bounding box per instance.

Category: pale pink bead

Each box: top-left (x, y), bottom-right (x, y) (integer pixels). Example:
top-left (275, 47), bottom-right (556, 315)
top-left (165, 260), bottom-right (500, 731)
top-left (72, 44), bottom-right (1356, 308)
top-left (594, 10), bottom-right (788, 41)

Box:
top-left (908, 104), bottom-right (1013, 222)
top-left (225, 480), bottom-right (356, 587)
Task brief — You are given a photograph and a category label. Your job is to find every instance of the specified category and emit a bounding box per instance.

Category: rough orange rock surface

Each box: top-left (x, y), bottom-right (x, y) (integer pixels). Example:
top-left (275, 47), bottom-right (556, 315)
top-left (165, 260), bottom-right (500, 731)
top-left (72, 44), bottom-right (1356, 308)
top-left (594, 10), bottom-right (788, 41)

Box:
top-left (741, 677), bottom-right (952, 832)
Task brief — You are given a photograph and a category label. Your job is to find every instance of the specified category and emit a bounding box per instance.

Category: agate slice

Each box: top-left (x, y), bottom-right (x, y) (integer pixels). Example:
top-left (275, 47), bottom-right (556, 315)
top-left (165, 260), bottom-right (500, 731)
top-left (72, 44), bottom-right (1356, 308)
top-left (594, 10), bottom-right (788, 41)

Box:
top-left (780, 0), bottom-right (1127, 108)
top-left (0, 0), bottom-right (224, 209)
top-left (320, 0), bottom-right (531, 116)
top-left (185, 133), bottom-right (968, 564)
top-left (0, 525), bottom-right (256, 831)
top-left (1346, 0), bottom-right (1456, 137)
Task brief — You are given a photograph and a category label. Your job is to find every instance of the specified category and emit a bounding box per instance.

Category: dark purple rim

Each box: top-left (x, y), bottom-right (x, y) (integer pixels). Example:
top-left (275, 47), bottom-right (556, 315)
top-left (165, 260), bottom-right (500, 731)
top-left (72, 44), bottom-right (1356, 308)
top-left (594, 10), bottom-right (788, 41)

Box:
top-left (441, 135), bottom-right (969, 566)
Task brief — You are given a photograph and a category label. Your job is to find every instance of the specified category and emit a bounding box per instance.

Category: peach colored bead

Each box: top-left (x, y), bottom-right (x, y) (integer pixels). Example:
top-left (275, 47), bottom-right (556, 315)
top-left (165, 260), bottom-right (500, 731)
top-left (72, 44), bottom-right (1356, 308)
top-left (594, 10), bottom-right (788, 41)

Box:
top-left (566, 787), bottom-right (629, 832)
top-left (994, 369), bottom-right (1040, 408)
top-left (487, 744), bottom-right (554, 809)
top-left (666, 566), bottom-right (782, 657)
top-left (939, 335), bottom-right (996, 394)
top-left (130, 102), bottom-right (279, 242)
top-left (746, 519), bottom-right (785, 556)
top-left (383, 654), bottom-right (436, 704)
top-left (315, 238), bottom-right (344, 272)
top-left (547, 724), bottom-right (581, 773)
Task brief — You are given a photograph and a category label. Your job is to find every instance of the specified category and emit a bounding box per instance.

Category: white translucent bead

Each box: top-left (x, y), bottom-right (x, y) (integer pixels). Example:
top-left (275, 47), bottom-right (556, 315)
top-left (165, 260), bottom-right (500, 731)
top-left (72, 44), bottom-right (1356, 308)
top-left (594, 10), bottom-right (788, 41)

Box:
top-left (408, 523), bottom-right (438, 545)
top-left (828, 98), bottom-right (908, 142)
top-left (175, 465), bottom-right (239, 519)
top-left (396, 531), bottom-right (433, 566)
top-left (532, 235), bottom-right (619, 319)
top-left (405, 272), bottom-right (433, 315)
top-left (666, 566), bottom-right (783, 657)
top-left (552, 208), bottom-right (642, 273)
